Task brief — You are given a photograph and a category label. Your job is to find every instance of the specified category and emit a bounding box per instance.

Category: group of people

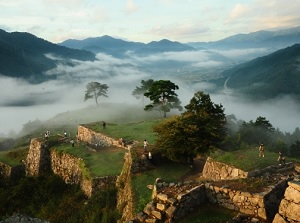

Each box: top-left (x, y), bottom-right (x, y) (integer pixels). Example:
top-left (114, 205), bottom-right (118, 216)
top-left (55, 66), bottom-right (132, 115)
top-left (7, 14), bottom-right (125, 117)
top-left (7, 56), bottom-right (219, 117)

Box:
top-left (258, 142), bottom-right (286, 165)
top-left (44, 130), bottom-right (50, 139)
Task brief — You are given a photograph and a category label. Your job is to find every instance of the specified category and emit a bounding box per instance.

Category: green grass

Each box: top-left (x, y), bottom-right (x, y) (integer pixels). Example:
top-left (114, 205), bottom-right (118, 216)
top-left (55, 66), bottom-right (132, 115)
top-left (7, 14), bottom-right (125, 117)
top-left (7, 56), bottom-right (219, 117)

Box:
top-left (52, 143), bottom-right (125, 177)
top-left (86, 119), bottom-right (163, 145)
top-left (180, 203), bottom-right (237, 223)
top-left (0, 147), bottom-right (28, 166)
top-left (210, 148), bottom-right (289, 171)
top-left (131, 160), bottom-right (190, 212)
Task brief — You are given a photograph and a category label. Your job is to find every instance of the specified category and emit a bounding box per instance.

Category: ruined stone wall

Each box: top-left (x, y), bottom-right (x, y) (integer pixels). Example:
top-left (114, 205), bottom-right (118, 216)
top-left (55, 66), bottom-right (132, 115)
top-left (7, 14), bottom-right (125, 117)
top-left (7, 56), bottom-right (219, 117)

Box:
top-left (117, 151), bottom-right (135, 223)
top-left (202, 157), bottom-right (295, 181)
top-left (50, 149), bottom-right (118, 197)
top-left (202, 157), bottom-right (248, 180)
top-left (273, 181), bottom-right (300, 223)
top-left (205, 179), bottom-right (288, 221)
top-left (77, 125), bottom-right (121, 147)
top-left (50, 150), bottom-right (84, 184)
top-left (25, 138), bottom-right (51, 176)
top-left (0, 162), bottom-right (24, 179)
top-left (135, 179), bottom-right (206, 222)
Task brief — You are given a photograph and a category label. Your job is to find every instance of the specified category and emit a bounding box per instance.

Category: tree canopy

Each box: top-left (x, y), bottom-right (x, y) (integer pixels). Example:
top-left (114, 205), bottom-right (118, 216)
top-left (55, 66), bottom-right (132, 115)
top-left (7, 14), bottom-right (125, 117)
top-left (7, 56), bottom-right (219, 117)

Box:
top-left (132, 79), bottom-right (154, 99)
top-left (84, 82), bottom-right (108, 105)
top-left (153, 91), bottom-right (227, 163)
top-left (144, 80), bottom-right (182, 118)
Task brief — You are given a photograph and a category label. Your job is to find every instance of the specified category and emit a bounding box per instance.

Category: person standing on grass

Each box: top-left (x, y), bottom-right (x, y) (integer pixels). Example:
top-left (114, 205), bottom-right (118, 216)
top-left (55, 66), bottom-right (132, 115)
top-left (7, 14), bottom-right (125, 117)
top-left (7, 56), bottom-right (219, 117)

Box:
top-left (144, 139), bottom-right (148, 152)
top-left (278, 152), bottom-right (286, 165)
top-left (259, 142), bottom-right (265, 157)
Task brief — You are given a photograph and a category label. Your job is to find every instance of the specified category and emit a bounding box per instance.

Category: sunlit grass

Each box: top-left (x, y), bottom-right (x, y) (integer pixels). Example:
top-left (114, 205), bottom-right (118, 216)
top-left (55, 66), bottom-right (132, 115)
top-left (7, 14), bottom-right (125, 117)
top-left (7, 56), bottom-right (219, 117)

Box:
top-left (180, 203), bottom-right (238, 223)
top-left (0, 147), bottom-right (28, 166)
top-left (210, 148), bottom-right (287, 171)
top-left (53, 143), bottom-right (125, 177)
top-left (85, 119), bottom-right (163, 145)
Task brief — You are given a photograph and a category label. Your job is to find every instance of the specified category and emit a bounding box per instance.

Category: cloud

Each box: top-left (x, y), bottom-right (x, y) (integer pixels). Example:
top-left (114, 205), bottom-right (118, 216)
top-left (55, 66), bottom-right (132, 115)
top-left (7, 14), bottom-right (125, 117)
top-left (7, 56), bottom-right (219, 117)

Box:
top-left (125, 0), bottom-right (138, 14)
top-left (145, 23), bottom-right (209, 41)
top-left (227, 3), bottom-right (250, 21)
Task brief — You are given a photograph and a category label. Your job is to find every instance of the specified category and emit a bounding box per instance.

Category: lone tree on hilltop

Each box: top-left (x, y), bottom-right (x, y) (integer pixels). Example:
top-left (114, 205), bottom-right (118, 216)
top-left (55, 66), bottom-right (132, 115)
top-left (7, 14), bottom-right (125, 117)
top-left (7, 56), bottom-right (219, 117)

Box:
top-left (153, 91), bottom-right (227, 163)
top-left (132, 79), bottom-right (154, 107)
top-left (144, 80), bottom-right (182, 118)
top-left (84, 81), bottom-right (108, 105)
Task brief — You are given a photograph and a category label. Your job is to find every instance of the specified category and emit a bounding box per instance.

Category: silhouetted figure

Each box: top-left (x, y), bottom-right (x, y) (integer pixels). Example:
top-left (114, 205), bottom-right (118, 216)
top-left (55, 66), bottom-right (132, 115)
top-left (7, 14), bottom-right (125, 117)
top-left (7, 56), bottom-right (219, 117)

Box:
top-left (64, 130), bottom-right (67, 137)
top-left (103, 121), bottom-right (106, 129)
top-left (70, 139), bottom-right (75, 147)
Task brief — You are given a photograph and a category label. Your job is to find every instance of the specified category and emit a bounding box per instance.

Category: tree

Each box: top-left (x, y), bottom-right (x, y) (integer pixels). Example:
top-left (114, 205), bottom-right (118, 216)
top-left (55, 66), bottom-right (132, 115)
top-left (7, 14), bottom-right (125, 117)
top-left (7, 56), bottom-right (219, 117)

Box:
top-left (238, 116), bottom-right (276, 146)
top-left (153, 91), bottom-right (226, 163)
top-left (84, 82), bottom-right (108, 105)
top-left (132, 79), bottom-right (154, 107)
top-left (144, 80), bottom-right (182, 118)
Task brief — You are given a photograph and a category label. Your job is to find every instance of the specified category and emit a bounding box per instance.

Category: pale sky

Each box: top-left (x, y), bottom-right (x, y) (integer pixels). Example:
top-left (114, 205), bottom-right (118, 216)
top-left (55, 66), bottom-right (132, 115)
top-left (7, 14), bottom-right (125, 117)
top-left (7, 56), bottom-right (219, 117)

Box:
top-left (0, 0), bottom-right (300, 43)
top-left (1, 0), bottom-right (300, 44)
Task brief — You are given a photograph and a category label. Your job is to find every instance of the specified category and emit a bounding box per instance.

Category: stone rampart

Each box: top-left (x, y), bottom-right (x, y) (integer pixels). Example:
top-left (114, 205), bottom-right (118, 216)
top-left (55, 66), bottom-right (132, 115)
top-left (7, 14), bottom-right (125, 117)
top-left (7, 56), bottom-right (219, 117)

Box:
top-left (25, 138), bottom-right (51, 176)
top-left (0, 162), bottom-right (24, 179)
top-left (117, 151), bottom-right (135, 223)
top-left (272, 181), bottom-right (300, 223)
top-left (23, 137), bottom-right (119, 198)
top-left (50, 149), bottom-right (118, 197)
top-left (205, 179), bottom-right (288, 221)
top-left (135, 179), bottom-right (206, 222)
top-left (203, 157), bottom-right (295, 181)
top-left (202, 157), bottom-right (248, 180)
top-left (77, 125), bottom-right (122, 148)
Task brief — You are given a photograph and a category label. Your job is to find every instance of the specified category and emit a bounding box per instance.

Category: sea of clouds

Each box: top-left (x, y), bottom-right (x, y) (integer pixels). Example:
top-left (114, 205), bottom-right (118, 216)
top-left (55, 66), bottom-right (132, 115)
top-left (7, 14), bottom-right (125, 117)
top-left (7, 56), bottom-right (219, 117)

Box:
top-left (1, 48), bottom-right (299, 136)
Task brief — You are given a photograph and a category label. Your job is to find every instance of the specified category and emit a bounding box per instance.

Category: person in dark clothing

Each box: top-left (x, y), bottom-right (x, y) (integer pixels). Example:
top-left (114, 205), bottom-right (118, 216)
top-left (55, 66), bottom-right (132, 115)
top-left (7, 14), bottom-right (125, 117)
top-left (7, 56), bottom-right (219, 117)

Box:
top-left (278, 152), bottom-right (286, 165)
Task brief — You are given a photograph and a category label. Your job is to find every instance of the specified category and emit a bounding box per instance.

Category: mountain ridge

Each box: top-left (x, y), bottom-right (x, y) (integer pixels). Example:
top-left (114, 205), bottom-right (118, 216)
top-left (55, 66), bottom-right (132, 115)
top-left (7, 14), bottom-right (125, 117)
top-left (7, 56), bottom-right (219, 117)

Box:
top-left (0, 29), bottom-right (96, 83)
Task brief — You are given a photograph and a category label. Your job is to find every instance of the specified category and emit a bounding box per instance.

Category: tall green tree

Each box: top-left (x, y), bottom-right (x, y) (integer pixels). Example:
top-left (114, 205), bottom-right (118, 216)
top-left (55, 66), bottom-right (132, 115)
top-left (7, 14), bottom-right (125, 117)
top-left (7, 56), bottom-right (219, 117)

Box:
top-left (238, 116), bottom-right (276, 146)
top-left (132, 79), bottom-right (154, 107)
top-left (84, 82), bottom-right (108, 105)
top-left (144, 80), bottom-right (182, 118)
top-left (153, 91), bottom-right (226, 163)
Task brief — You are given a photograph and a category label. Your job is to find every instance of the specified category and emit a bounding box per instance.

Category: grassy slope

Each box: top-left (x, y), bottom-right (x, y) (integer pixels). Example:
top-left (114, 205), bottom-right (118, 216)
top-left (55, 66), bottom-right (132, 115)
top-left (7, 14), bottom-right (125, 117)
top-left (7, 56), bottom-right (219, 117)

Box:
top-left (53, 143), bottom-right (125, 177)
top-left (210, 148), bottom-right (294, 171)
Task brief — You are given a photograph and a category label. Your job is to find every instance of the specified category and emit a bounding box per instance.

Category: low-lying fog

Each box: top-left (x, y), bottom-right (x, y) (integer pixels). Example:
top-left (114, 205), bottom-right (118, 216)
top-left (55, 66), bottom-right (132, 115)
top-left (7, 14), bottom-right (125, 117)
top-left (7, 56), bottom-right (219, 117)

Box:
top-left (1, 49), bottom-right (299, 137)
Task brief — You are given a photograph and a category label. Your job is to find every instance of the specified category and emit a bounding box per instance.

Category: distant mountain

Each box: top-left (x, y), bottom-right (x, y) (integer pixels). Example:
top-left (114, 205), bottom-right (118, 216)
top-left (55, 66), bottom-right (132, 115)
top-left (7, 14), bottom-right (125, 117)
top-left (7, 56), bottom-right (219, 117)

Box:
top-left (59, 36), bottom-right (195, 57)
top-left (218, 44), bottom-right (300, 100)
top-left (188, 26), bottom-right (300, 50)
top-left (0, 29), bottom-right (96, 83)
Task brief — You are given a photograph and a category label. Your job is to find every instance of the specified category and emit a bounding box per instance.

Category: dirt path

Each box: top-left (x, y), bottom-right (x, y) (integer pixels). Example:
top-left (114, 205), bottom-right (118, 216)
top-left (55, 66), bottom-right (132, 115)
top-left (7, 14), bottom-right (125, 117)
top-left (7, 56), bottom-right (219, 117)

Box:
top-left (179, 157), bottom-right (207, 181)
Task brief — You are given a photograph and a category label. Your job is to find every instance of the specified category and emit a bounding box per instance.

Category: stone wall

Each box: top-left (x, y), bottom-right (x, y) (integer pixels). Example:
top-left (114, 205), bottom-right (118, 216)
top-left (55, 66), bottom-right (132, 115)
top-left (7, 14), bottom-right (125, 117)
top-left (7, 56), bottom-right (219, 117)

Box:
top-left (50, 149), bottom-right (118, 197)
top-left (273, 181), bottom-right (300, 223)
top-left (135, 179), bottom-right (206, 222)
top-left (202, 157), bottom-right (248, 180)
top-left (205, 179), bottom-right (288, 221)
top-left (117, 151), bottom-right (135, 223)
top-left (25, 138), bottom-right (51, 176)
top-left (203, 157), bottom-right (295, 181)
top-left (23, 137), bottom-right (119, 198)
top-left (77, 125), bottom-right (122, 148)
top-left (0, 162), bottom-right (24, 179)
top-left (50, 150), bottom-right (85, 184)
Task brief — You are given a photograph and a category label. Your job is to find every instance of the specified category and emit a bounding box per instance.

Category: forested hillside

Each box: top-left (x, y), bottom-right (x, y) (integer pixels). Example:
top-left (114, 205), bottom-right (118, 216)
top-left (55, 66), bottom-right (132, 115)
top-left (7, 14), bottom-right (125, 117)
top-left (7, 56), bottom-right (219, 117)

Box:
top-left (0, 29), bottom-right (95, 83)
top-left (220, 44), bottom-right (300, 100)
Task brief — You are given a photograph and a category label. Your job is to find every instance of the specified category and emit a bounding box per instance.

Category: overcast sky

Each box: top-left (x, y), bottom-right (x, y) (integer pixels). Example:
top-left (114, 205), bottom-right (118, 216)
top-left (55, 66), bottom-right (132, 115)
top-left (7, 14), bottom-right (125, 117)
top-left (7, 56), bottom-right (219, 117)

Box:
top-left (1, 0), bottom-right (300, 43)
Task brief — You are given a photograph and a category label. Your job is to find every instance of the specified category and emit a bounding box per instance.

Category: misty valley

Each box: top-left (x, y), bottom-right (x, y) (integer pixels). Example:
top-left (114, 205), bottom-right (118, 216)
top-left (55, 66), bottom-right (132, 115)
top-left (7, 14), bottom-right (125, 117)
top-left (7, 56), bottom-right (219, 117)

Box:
top-left (1, 26), bottom-right (300, 223)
